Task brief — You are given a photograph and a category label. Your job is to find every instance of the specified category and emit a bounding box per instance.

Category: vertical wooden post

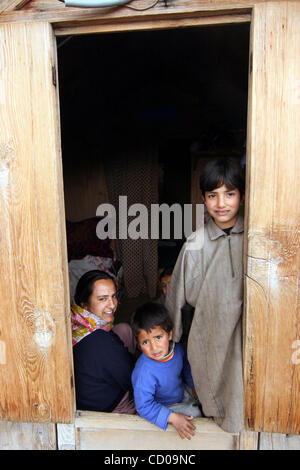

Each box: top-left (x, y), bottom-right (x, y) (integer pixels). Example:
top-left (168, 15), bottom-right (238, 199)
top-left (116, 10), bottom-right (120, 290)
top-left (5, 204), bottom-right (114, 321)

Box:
top-left (244, 1), bottom-right (300, 434)
top-left (0, 22), bottom-right (74, 423)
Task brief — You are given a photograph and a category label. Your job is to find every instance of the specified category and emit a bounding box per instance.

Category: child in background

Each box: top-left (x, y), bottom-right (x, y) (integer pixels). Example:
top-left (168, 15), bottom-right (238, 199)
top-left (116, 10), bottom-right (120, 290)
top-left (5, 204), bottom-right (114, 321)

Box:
top-left (165, 157), bottom-right (245, 433)
top-left (131, 302), bottom-right (202, 440)
top-left (155, 266), bottom-right (174, 305)
top-left (159, 266), bottom-right (173, 298)
top-left (157, 266), bottom-right (194, 345)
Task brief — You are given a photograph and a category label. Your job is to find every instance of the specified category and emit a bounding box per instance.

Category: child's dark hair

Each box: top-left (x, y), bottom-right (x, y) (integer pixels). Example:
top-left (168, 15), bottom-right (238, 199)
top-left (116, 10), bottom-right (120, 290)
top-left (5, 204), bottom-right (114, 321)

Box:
top-left (199, 157), bottom-right (245, 196)
top-left (159, 266), bottom-right (174, 281)
top-left (74, 269), bottom-right (117, 307)
top-left (131, 302), bottom-right (173, 338)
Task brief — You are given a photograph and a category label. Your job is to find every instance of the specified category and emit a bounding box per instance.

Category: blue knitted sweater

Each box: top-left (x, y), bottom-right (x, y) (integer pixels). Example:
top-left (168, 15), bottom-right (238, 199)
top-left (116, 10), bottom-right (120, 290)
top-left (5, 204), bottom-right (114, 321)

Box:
top-left (131, 342), bottom-right (194, 430)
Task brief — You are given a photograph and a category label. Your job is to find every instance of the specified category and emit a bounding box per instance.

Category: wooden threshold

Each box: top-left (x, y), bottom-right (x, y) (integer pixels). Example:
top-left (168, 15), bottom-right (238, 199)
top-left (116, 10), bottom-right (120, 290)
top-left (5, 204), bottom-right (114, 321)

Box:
top-left (67, 410), bottom-right (239, 450)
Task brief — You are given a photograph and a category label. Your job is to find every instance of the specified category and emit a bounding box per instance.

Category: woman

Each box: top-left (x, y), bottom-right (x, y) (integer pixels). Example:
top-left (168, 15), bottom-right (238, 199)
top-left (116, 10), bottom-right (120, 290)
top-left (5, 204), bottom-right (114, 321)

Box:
top-left (71, 270), bottom-right (136, 414)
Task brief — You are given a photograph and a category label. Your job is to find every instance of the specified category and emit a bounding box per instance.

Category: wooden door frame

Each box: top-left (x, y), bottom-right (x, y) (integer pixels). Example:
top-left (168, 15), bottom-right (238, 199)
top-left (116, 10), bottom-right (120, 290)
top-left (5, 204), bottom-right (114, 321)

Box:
top-left (50, 6), bottom-right (253, 442)
top-left (53, 10), bottom-right (251, 36)
top-left (0, 3), bottom-right (253, 440)
top-left (51, 2), bottom-right (300, 437)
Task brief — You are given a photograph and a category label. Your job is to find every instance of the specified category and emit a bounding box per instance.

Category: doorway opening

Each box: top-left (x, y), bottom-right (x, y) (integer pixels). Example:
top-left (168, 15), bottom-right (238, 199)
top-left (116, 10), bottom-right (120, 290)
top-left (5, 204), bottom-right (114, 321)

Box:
top-left (57, 23), bottom-right (249, 326)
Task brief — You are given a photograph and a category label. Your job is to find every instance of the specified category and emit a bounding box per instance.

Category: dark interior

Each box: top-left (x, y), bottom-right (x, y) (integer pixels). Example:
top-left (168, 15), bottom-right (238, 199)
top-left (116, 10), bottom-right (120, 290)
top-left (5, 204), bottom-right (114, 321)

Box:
top-left (57, 23), bottom-right (250, 315)
top-left (57, 23), bottom-right (249, 198)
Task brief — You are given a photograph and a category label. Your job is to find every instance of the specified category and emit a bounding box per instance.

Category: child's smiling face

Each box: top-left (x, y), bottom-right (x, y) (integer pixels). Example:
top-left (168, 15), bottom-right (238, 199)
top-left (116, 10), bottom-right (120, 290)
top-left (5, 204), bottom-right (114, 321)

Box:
top-left (204, 184), bottom-right (242, 229)
top-left (137, 325), bottom-right (172, 361)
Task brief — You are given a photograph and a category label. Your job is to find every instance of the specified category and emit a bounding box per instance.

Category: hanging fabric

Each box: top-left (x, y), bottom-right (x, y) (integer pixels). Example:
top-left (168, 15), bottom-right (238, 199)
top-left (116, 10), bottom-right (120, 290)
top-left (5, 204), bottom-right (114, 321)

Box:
top-left (104, 138), bottom-right (158, 298)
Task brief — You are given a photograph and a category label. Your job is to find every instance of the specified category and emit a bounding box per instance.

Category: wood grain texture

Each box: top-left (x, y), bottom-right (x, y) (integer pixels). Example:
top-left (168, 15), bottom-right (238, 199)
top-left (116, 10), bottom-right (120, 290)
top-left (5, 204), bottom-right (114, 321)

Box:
top-left (259, 432), bottom-right (300, 450)
top-left (244, 1), bottom-right (300, 434)
top-left (0, 0), bottom-right (272, 27)
top-left (74, 411), bottom-right (239, 450)
top-left (0, 0), bottom-right (299, 442)
top-left (55, 12), bottom-right (250, 36)
top-left (0, 22), bottom-right (74, 423)
top-left (57, 422), bottom-right (76, 450)
top-left (0, 0), bottom-right (30, 15)
top-left (0, 421), bottom-right (56, 449)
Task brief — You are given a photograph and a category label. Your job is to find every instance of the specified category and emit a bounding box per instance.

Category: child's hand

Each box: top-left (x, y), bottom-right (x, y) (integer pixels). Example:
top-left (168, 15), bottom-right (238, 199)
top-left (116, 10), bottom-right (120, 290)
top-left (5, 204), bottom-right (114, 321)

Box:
top-left (168, 412), bottom-right (195, 440)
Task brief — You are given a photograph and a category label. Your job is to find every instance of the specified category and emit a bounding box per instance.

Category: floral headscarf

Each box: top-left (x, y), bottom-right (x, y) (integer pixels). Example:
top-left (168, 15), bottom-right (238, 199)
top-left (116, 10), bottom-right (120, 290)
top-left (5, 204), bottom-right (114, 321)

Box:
top-left (71, 301), bottom-right (113, 346)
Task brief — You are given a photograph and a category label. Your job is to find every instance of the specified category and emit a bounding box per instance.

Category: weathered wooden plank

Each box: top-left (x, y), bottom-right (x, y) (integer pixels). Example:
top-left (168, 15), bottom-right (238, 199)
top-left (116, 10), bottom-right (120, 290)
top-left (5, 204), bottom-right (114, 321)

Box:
top-left (259, 432), bottom-right (300, 450)
top-left (244, 1), bottom-right (300, 434)
top-left (0, 0), bottom-right (263, 26)
top-left (55, 12), bottom-right (250, 36)
top-left (75, 411), bottom-right (239, 450)
top-left (238, 430), bottom-right (259, 450)
top-left (0, 0), bottom-right (30, 15)
top-left (57, 423), bottom-right (76, 450)
top-left (0, 22), bottom-right (74, 423)
top-left (0, 421), bottom-right (56, 449)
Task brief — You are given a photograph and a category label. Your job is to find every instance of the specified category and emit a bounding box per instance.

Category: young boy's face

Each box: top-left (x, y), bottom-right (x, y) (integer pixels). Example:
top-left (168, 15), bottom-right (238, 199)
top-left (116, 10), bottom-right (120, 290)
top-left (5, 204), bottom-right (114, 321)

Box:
top-left (137, 325), bottom-right (172, 361)
top-left (204, 184), bottom-right (242, 230)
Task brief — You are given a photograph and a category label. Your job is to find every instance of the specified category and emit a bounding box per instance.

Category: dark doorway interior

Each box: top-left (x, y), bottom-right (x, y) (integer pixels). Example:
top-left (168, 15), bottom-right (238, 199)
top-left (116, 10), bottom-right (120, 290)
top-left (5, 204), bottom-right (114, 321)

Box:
top-left (57, 23), bottom-right (250, 317)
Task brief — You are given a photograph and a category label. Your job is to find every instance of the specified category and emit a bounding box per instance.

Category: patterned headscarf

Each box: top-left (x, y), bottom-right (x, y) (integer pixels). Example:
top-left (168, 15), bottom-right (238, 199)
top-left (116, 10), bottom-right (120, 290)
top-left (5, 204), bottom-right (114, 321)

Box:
top-left (71, 301), bottom-right (113, 346)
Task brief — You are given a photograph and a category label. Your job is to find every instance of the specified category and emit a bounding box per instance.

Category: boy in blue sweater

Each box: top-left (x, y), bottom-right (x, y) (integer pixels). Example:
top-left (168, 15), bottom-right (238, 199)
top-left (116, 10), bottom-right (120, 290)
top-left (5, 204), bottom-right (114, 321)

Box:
top-left (131, 302), bottom-right (201, 439)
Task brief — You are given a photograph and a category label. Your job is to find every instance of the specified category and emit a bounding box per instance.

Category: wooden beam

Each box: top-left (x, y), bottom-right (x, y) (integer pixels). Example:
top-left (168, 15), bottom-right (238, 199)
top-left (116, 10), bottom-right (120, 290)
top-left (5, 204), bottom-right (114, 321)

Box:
top-left (0, 0), bottom-right (30, 15)
top-left (244, 1), bottom-right (300, 434)
top-left (0, 0), bottom-right (254, 26)
top-left (55, 11), bottom-right (250, 35)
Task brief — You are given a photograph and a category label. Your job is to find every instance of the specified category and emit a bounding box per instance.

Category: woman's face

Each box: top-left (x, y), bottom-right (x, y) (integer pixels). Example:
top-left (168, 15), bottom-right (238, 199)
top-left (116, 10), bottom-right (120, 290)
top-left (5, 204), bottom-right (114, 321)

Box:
top-left (82, 279), bottom-right (118, 323)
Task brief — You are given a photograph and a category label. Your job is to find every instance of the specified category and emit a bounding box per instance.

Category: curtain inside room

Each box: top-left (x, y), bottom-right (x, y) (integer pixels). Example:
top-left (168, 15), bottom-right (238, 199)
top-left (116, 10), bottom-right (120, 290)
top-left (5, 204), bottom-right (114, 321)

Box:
top-left (104, 139), bottom-right (158, 298)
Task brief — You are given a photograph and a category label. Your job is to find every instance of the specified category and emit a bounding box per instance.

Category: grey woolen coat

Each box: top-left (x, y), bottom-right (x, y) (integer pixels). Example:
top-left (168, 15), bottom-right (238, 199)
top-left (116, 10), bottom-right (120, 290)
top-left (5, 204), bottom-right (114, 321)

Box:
top-left (165, 215), bottom-right (244, 433)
